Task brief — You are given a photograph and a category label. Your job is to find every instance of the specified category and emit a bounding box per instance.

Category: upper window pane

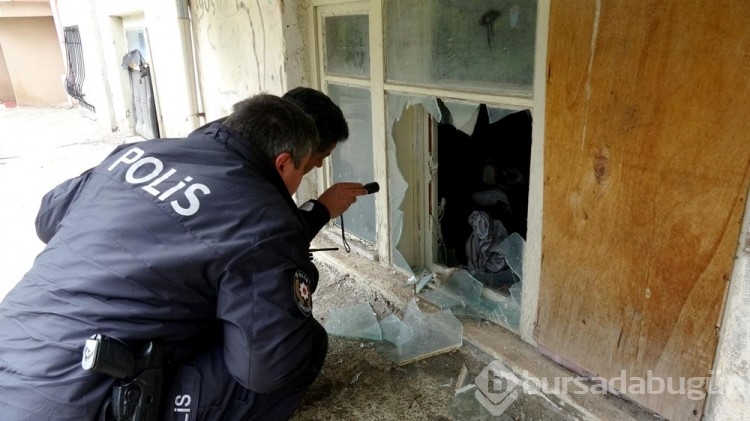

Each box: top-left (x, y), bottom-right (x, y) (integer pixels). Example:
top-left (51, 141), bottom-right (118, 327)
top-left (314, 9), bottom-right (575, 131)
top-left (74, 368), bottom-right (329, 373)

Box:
top-left (324, 15), bottom-right (370, 78)
top-left (385, 0), bottom-right (537, 95)
top-left (125, 29), bottom-right (150, 62)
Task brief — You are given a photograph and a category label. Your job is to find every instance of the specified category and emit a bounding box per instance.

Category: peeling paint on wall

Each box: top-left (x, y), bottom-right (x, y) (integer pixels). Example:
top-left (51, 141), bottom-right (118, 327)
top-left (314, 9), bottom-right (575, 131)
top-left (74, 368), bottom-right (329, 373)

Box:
top-left (191, 0), bottom-right (285, 120)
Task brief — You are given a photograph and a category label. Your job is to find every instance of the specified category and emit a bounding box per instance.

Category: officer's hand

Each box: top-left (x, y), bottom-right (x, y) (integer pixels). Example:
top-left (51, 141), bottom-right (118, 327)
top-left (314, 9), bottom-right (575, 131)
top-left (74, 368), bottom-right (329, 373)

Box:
top-left (317, 182), bottom-right (368, 219)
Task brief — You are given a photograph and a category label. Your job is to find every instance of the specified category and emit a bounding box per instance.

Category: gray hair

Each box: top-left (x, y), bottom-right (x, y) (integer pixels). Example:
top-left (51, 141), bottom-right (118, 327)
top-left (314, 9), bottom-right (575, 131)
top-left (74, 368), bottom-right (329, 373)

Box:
top-left (224, 93), bottom-right (319, 167)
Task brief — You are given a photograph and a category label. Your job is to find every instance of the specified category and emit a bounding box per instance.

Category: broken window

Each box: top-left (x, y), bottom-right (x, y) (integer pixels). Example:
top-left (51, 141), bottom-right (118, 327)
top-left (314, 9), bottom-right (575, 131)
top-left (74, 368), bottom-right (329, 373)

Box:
top-left (383, 2), bottom-right (536, 318)
top-left (310, 0), bottom-right (540, 333)
top-left (387, 95), bottom-right (531, 332)
top-left (437, 103), bottom-right (532, 269)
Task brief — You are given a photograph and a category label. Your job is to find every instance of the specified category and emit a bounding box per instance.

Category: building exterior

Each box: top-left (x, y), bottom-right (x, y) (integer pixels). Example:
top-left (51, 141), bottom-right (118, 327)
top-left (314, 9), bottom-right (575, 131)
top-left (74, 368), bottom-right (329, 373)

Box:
top-left (0, 0), bottom-right (67, 106)
top-left (43, 0), bottom-right (750, 419)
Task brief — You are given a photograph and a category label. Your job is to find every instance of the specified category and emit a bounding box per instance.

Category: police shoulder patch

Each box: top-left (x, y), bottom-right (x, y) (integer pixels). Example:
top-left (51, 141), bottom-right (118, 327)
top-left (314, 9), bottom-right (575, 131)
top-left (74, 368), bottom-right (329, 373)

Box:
top-left (292, 269), bottom-right (313, 317)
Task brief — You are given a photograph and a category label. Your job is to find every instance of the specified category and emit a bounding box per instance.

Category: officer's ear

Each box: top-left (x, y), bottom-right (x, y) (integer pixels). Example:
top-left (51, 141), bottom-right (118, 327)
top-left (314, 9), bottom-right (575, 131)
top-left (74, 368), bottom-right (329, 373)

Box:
top-left (274, 152), bottom-right (296, 175)
top-left (275, 152), bottom-right (303, 194)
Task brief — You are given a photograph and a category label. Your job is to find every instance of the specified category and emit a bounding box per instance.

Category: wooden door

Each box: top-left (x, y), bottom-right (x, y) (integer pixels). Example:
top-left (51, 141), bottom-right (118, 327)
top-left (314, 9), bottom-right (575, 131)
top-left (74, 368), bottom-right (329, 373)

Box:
top-left (129, 67), bottom-right (159, 140)
top-left (538, 1), bottom-right (750, 419)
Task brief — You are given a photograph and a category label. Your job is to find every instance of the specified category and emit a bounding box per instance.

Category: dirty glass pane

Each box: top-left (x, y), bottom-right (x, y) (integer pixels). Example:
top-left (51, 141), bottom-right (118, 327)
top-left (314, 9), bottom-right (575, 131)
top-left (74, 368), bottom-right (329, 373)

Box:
top-left (379, 314), bottom-right (413, 346)
top-left (125, 29), bottom-right (150, 62)
top-left (397, 299), bottom-right (463, 365)
top-left (324, 14), bottom-right (370, 78)
top-left (385, 0), bottom-right (537, 94)
top-left (441, 100), bottom-right (480, 135)
top-left (328, 83), bottom-right (376, 243)
top-left (324, 302), bottom-right (382, 340)
top-left (499, 232), bottom-right (524, 281)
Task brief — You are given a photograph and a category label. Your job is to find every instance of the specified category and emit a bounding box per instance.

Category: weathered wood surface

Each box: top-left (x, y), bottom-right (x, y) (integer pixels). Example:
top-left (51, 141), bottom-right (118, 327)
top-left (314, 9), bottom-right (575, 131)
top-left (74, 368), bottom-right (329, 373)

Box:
top-left (538, 1), bottom-right (750, 419)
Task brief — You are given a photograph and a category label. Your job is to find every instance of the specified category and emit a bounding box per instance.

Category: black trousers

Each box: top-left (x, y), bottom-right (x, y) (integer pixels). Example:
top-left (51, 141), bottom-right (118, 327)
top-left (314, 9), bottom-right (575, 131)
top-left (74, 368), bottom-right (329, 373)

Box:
top-left (161, 327), bottom-right (328, 421)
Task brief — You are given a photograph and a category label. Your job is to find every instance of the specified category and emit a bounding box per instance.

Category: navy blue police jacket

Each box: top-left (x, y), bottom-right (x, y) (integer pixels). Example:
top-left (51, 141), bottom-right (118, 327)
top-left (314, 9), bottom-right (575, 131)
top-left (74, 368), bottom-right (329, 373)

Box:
top-left (0, 123), bottom-right (324, 420)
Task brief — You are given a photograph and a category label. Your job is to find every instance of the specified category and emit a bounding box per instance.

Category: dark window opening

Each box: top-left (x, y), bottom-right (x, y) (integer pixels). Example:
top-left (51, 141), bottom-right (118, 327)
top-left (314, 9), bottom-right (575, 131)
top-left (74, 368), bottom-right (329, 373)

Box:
top-left (436, 103), bottom-right (532, 291)
top-left (63, 26), bottom-right (95, 112)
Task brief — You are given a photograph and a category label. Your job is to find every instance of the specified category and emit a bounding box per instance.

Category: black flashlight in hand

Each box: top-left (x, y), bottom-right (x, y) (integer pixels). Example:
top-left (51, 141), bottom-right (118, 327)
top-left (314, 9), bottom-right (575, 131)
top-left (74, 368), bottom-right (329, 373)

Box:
top-left (363, 182), bottom-right (379, 194)
top-left (323, 182), bottom-right (379, 258)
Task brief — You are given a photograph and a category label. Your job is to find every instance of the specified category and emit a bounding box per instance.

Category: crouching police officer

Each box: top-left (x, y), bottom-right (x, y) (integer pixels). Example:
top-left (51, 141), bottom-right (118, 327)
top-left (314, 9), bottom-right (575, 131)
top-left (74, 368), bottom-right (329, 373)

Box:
top-left (0, 94), bottom-right (331, 420)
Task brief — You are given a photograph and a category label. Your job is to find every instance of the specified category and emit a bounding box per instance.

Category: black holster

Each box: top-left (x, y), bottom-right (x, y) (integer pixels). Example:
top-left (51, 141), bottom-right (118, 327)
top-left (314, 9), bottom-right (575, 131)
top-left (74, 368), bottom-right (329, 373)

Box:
top-left (82, 334), bottom-right (167, 421)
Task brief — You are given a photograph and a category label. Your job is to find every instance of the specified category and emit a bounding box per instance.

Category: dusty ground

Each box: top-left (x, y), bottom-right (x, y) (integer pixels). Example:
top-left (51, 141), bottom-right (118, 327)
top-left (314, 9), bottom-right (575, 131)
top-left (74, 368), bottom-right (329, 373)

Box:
top-left (292, 256), bottom-right (567, 421)
top-left (296, 261), bottom-right (462, 421)
top-left (1, 105), bottom-right (588, 420)
top-left (293, 258), bottom-right (582, 421)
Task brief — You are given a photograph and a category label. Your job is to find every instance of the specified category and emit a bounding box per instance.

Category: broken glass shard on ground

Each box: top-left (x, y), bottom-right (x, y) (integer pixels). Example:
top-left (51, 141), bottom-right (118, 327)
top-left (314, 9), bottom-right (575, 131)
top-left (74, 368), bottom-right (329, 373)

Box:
top-left (379, 314), bottom-right (413, 346)
top-left (324, 302), bottom-right (382, 341)
top-left (419, 270), bottom-right (483, 308)
top-left (324, 300), bottom-right (462, 365)
top-left (451, 293), bottom-right (520, 331)
top-left (396, 299), bottom-right (463, 365)
top-left (419, 268), bottom-right (522, 331)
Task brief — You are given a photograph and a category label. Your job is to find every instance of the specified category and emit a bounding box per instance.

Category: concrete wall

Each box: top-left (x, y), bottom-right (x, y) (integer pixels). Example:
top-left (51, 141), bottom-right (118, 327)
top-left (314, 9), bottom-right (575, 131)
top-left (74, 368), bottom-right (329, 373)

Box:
top-left (0, 44), bottom-right (14, 102)
top-left (706, 191), bottom-right (750, 419)
top-left (54, 0), bottom-right (309, 139)
top-left (138, 1), bottom-right (199, 137)
top-left (0, 16), bottom-right (66, 105)
top-left (280, 0), bottom-right (320, 205)
top-left (190, 0), bottom-right (288, 121)
top-left (280, 0), bottom-right (310, 92)
top-left (53, 0), bottom-right (114, 125)
top-left (87, 0), bottom-right (152, 134)
top-left (53, 0), bottom-right (307, 137)
top-left (58, 0), bottom-right (206, 138)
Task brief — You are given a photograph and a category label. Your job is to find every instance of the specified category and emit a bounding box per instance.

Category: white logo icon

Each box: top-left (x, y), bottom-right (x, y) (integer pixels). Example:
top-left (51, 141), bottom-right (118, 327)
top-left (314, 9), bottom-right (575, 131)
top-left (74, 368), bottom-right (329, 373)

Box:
top-left (474, 360), bottom-right (520, 416)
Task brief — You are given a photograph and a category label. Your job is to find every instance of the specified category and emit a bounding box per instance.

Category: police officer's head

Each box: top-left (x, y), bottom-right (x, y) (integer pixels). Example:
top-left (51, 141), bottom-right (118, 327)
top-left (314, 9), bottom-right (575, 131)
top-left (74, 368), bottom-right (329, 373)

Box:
top-left (282, 87), bottom-right (349, 174)
top-left (224, 93), bottom-right (319, 194)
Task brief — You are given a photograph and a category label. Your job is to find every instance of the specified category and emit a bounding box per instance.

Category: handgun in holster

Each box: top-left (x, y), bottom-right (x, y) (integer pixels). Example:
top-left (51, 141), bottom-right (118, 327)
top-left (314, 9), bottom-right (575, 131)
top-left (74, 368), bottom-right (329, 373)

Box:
top-left (81, 334), bottom-right (167, 421)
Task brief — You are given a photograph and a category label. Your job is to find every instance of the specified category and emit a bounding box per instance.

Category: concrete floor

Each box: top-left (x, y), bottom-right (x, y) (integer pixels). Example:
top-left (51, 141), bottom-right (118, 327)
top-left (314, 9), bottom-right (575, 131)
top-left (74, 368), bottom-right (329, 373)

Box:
top-left (0, 105), bottom-right (133, 299)
top-left (0, 105), bottom-right (660, 420)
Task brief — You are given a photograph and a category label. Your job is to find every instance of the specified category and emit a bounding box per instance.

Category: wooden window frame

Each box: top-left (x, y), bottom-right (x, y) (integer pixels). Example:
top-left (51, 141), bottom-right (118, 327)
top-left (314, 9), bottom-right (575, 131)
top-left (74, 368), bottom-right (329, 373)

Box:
top-left (308, 0), bottom-right (550, 344)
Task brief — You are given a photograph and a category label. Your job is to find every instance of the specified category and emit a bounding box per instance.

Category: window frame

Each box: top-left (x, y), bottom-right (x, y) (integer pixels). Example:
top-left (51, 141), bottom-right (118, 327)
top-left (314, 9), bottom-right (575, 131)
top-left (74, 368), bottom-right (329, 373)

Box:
top-left (309, 1), bottom-right (385, 259)
top-left (308, 0), bottom-right (550, 343)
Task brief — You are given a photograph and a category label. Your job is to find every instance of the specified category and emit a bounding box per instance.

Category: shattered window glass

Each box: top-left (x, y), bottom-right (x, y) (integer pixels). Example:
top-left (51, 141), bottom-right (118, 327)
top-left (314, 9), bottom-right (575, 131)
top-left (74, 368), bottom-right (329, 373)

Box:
top-left (324, 302), bottom-right (382, 340)
top-left (384, 93), bottom-right (530, 331)
top-left (324, 14), bottom-right (370, 78)
top-left (328, 83), bottom-right (376, 243)
top-left (385, 0), bottom-right (537, 95)
top-left (420, 262), bottom-right (524, 332)
top-left (323, 299), bottom-right (462, 365)
top-left (386, 94), bottom-right (443, 273)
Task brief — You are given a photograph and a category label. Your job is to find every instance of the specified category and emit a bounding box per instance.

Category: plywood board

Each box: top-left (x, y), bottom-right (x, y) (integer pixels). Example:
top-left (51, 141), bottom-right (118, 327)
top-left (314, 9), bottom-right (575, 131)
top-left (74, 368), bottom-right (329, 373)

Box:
top-left (537, 1), bottom-right (750, 420)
